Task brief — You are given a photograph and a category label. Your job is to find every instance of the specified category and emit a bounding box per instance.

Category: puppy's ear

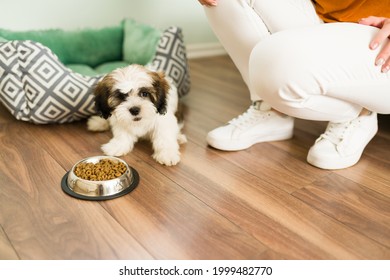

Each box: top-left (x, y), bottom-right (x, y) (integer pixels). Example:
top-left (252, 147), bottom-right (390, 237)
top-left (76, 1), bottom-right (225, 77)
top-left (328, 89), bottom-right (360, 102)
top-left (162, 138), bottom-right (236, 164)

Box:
top-left (150, 71), bottom-right (169, 115)
top-left (94, 76), bottom-right (114, 119)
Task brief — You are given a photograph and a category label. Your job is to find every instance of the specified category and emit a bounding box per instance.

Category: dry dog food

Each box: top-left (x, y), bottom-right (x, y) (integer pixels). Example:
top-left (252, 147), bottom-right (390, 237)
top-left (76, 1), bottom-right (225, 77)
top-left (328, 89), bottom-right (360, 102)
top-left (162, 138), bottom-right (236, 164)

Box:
top-left (74, 159), bottom-right (127, 181)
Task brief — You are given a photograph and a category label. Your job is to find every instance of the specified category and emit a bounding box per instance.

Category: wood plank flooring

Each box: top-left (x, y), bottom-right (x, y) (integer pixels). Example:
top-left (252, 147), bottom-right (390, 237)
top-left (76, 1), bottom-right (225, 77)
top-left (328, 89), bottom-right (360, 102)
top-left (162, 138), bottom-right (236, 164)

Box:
top-left (0, 55), bottom-right (389, 259)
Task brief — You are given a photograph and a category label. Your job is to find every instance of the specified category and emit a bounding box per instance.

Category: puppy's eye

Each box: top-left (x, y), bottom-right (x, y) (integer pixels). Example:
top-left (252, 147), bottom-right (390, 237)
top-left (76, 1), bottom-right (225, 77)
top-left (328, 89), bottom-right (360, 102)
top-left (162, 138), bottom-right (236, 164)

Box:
top-left (139, 91), bottom-right (149, 98)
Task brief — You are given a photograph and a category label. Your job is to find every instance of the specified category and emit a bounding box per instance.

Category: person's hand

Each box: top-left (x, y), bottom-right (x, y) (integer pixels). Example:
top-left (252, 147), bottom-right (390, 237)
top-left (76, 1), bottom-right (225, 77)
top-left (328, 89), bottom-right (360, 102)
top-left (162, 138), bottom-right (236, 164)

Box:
top-left (359, 16), bottom-right (390, 73)
top-left (198, 0), bottom-right (217, 7)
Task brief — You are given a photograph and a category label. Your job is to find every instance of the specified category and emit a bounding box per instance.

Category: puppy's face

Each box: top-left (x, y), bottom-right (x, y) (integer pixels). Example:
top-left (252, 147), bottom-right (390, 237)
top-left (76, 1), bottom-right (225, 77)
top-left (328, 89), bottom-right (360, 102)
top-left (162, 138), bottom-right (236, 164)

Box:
top-left (94, 64), bottom-right (170, 123)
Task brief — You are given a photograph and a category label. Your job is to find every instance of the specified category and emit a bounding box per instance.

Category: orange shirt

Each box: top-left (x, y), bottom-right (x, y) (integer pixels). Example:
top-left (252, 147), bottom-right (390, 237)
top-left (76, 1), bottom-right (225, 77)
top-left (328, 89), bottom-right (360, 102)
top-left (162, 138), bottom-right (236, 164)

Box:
top-left (313, 0), bottom-right (390, 23)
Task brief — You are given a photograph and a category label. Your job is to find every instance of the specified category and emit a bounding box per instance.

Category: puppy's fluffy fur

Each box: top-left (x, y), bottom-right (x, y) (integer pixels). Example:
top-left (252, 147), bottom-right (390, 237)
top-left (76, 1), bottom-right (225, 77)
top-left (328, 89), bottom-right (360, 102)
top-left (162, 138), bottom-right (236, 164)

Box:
top-left (87, 64), bottom-right (186, 166)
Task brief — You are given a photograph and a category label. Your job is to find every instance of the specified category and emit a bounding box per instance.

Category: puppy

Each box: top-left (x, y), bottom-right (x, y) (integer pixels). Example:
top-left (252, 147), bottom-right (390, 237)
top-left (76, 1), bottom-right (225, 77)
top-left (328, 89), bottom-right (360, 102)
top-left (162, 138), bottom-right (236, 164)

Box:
top-left (87, 64), bottom-right (186, 166)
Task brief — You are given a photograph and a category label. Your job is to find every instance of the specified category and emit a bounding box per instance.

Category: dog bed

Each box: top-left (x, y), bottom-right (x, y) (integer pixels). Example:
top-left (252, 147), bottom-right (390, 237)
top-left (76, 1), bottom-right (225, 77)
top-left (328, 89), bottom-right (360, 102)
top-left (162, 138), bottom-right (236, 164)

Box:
top-left (0, 19), bottom-right (190, 124)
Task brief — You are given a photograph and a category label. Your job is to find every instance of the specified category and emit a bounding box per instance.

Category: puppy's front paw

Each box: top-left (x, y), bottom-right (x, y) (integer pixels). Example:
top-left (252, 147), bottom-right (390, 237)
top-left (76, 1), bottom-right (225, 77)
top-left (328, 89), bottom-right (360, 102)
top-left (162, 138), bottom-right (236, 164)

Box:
top-left (101, 140), bottom-right (132, 157)
top-left (153, 150), bottom-right (181, 166)
top-left (178, 133), bottom-right (187, 144)
top-left (87, 116), bottom-right (110, 132)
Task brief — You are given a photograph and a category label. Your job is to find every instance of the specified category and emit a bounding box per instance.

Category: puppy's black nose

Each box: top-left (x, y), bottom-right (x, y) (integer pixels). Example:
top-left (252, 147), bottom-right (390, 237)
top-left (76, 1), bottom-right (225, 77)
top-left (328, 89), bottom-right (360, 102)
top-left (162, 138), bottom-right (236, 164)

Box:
top-left (129, 107), bottom-right (140, 116)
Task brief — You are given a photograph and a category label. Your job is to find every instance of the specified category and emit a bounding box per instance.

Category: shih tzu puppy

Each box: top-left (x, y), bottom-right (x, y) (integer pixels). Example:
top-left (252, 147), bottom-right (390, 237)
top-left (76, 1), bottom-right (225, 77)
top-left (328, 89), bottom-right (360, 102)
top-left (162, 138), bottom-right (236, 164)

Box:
top-left (87, 64), bottom-right (187, 166)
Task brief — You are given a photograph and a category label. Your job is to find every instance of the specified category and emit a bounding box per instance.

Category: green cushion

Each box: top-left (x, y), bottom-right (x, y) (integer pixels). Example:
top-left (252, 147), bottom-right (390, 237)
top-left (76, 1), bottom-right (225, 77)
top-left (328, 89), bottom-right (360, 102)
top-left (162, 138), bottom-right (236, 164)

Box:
top-left (67, 61), bottom-right (130, 76)
top-left (66, 64), bottom-right (100, 77)
top-left (94, 61), bottom-right (130, 74)
top-left (122, 19), bottom-right (161, 65)
top-left (0, 19), bottom-right (162, 69)
top-left (0, 25), bottom-right (124, 67)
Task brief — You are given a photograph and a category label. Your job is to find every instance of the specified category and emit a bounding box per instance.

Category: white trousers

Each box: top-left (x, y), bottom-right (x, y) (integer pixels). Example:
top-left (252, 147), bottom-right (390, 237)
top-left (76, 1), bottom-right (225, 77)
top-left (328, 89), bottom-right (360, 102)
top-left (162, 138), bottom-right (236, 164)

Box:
top-left (204, 0), bottom-right (390, 122)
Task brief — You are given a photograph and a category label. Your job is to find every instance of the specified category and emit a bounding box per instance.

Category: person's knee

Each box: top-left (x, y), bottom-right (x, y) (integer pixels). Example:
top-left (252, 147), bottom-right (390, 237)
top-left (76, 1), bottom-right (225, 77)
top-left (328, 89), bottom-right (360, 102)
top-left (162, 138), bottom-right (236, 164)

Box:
top-left (249, 31), bottom-right (317, 109)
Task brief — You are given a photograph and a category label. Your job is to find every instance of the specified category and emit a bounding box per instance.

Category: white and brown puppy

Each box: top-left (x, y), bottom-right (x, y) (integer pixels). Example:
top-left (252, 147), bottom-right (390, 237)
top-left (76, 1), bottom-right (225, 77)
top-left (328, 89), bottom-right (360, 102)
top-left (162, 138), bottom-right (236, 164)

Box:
top-left (87, 64), bottom-right (186, 166)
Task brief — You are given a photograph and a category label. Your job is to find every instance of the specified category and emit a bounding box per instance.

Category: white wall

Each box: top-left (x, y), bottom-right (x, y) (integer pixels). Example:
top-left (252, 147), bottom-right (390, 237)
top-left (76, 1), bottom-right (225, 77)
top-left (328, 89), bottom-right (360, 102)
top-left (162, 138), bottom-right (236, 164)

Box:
top-left (0, 0), bottom-right (225, 58)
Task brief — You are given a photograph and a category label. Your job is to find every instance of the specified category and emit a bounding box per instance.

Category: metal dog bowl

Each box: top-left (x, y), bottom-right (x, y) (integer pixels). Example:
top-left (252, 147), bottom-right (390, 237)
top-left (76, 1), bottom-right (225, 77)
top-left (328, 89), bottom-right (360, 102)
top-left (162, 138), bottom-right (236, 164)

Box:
top-left (61, 156), bottom-right (139, 200)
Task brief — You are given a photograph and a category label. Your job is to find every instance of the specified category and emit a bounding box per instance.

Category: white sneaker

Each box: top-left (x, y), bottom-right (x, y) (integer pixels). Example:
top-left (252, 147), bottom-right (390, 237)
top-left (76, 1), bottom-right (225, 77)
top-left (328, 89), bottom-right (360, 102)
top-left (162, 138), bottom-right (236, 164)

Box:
top-left (206, 101), bottom-right (294, 151)
top-left (307, 112), bottom-right (378, 170)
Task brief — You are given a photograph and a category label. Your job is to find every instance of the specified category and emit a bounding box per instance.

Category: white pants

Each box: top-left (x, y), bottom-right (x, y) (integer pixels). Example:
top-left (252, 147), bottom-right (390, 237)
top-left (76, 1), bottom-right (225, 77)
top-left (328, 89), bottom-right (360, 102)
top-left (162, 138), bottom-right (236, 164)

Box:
top-left (204, 0), bottom-right (390, 122)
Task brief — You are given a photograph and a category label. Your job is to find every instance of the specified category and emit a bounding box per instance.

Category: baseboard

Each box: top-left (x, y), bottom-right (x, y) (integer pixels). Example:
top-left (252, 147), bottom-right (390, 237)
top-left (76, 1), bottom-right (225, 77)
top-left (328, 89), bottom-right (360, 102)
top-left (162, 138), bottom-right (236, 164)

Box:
top-left (186, 42), bottom-right (227, 59)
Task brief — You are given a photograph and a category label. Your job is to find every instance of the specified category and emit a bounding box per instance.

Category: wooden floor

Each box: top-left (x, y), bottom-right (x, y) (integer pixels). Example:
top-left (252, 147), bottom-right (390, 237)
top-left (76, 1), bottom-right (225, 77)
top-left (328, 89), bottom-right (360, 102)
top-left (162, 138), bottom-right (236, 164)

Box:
top-left (0, 55), bottom-right (389, 260)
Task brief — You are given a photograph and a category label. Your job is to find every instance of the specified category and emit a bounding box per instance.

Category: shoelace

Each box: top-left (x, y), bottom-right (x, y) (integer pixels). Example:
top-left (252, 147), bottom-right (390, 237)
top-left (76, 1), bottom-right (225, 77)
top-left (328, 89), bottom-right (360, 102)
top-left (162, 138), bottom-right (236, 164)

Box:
top-left (320, 118), bottom-right (360, 145)
top-left (228, 105), bottom-right (271, 129)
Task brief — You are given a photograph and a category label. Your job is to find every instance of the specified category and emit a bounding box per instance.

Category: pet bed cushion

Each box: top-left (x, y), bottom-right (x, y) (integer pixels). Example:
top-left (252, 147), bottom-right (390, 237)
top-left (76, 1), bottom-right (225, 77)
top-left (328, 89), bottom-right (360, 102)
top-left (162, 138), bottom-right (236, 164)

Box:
top-left (0, 22), bottom-right (190, 124)
top-left (0, 25), bottom-right (124, 67)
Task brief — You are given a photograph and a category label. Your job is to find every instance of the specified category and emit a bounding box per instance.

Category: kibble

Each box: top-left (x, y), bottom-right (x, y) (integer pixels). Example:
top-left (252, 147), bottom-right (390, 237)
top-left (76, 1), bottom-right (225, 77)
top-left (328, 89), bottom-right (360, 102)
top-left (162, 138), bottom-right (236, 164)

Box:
top-left (73, 159), bottom-right (127, 181)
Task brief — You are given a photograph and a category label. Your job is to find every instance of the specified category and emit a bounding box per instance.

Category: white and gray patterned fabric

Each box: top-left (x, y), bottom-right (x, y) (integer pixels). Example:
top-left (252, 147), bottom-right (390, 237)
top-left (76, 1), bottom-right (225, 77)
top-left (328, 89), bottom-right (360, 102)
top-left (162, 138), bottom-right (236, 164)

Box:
top-left (0, 27), bottom-right (190, 124)
top-left (150, 26), bottom-right (190, 98)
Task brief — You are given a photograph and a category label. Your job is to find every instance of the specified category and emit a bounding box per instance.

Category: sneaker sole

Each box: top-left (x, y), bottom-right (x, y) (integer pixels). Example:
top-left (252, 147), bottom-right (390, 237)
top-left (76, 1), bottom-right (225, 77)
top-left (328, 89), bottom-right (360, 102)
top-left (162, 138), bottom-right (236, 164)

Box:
top-left (207, 130), bottom-right (294, 151)
top-left (307, 125), bottom-right (378, 170)
top-left (307, 152), bottom-right (363, 170)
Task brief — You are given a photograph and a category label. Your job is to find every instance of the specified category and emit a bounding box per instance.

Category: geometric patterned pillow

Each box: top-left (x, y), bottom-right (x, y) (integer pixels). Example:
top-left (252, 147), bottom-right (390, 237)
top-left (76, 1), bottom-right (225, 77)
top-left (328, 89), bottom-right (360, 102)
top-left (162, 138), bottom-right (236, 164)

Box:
top-left (0, 27), bottom-right (190, 124)
top-left (149, 26), bottom-right (191, 98)
top-left (0, 40), bottom-right (100, 124)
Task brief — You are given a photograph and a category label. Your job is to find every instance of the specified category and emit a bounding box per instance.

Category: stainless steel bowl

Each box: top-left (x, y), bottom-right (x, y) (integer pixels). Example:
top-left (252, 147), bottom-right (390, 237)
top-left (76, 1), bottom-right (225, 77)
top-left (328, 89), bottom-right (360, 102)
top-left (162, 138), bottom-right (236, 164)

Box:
top-left (61, 156), bottom-right (139, 200)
